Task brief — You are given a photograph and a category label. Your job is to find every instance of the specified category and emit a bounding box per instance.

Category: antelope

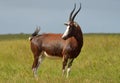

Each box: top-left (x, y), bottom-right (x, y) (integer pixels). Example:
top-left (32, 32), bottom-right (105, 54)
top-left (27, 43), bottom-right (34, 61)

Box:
top-left (29, 3), bottom-right (83, 78)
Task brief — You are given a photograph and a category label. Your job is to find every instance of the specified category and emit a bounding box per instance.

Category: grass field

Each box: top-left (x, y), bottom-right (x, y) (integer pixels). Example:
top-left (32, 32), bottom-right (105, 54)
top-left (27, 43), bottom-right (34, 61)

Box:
top-left (0, 34), bottom-right (120, 83)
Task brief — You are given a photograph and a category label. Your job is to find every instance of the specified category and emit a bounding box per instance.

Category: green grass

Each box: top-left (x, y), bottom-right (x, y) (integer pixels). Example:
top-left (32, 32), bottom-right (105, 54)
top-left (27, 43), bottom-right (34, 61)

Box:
top-left (0, 34), bottom-right (120, 83)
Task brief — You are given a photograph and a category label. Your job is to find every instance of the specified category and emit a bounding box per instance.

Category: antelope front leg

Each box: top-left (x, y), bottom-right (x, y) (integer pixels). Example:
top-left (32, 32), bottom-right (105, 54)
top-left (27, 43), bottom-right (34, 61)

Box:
top-left (66, 58), bottom-right (74, 78)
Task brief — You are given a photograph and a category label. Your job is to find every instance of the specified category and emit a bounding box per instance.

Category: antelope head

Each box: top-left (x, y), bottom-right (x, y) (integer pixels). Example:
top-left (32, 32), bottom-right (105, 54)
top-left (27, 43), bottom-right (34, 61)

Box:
top-left (62, 3), bottom-right (81, 40)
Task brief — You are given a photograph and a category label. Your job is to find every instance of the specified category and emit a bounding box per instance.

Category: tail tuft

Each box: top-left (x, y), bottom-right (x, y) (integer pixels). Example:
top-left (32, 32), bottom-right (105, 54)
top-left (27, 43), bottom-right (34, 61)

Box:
top-left (32, 27), bottom-right (40, 36)
top-left (29, 26), bottom-right (40, 41)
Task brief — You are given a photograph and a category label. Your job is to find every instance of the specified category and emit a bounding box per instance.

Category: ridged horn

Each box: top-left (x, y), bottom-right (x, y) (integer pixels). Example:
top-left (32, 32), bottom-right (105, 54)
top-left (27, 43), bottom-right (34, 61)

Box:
top-left (69, 3), bottom-right (76, 21)
top-left (72, 3), bottom-right (81, 21)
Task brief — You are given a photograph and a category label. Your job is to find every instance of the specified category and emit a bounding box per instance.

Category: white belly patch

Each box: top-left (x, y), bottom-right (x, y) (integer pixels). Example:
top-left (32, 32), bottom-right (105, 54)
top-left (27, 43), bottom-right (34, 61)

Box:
top-left (43, 51), bottom-right (61, 59)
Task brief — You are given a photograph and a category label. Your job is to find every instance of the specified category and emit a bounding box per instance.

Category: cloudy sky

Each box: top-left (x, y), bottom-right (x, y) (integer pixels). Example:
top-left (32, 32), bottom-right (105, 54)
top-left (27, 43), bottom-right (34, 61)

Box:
top-left (0, 0), bottom-right (120, 34)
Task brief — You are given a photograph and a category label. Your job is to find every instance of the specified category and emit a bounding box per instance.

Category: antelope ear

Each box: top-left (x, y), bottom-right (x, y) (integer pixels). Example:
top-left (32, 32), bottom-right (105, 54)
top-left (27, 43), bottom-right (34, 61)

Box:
top-left (64, 23), bottom-right (69, 26)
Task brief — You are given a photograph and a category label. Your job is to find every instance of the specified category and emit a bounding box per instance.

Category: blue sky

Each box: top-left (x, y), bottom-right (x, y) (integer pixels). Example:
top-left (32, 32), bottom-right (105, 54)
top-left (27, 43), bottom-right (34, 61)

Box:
top-left (0, 0), bottom-right (120, 34)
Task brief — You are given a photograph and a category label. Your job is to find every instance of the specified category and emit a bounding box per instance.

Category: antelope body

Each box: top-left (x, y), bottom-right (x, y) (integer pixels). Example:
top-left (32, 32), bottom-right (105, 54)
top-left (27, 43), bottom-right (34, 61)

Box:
top-left (29, 3), bottom-right (83, 78)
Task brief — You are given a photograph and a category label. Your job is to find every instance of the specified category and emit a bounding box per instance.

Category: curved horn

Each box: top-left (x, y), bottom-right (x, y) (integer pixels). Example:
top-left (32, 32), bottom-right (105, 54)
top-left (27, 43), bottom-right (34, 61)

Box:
top-left (69, 3), bottom-right (76, 21)
top-left (72, 3), bottom-right (81, 21)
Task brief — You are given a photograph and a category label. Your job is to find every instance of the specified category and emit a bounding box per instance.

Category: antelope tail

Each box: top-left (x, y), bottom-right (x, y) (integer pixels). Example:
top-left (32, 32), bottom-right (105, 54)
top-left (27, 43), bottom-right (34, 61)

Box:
top-left (29, 26), bottom-right (40, 41)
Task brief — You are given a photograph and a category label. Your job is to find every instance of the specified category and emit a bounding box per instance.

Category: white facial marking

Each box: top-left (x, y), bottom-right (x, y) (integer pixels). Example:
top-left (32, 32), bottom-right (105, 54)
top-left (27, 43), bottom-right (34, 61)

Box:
top-left (62, 26), bottom-right (70, 38)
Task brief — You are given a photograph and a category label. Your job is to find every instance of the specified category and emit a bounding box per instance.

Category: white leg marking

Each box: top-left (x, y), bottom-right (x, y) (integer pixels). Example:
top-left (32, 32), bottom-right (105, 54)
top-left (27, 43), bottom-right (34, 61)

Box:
top-left (38, 52), bottom-right (45, 67)
top-left (33, 53), bottom-right (45, 78)
top-left (33, 68), bottom-right (39, 80)
top-left (33, 68), bottom-right (37, 78)
top-left (38, 55), bottom-right (44, 64)
top-left (62, 69), bottom-right (65, 76)
top-left (66, 68), bottom-right (71, 78)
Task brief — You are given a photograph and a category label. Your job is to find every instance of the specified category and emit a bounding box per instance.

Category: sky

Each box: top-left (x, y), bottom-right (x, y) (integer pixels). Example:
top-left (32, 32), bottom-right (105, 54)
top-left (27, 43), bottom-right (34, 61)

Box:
top-left (0, 0), bottom-right (120, 34)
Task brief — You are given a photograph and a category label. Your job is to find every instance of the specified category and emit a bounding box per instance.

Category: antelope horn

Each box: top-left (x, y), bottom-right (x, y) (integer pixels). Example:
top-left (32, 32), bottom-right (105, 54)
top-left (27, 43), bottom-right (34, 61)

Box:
top-left (72, 3), bottom-right (81, 21)
top-left (69, 3), bottom-right (76, 21)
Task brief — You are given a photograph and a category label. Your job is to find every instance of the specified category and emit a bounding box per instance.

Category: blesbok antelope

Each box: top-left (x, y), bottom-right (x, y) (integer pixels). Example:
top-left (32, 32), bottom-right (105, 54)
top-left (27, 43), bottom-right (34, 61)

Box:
top-left (29, 3), bottom-right (83, 78)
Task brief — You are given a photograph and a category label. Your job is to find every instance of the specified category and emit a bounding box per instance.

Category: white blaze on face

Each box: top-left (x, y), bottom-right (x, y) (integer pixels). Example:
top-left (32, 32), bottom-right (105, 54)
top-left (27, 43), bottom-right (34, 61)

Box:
top-left (62, 25), bottom-right (70, 38)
